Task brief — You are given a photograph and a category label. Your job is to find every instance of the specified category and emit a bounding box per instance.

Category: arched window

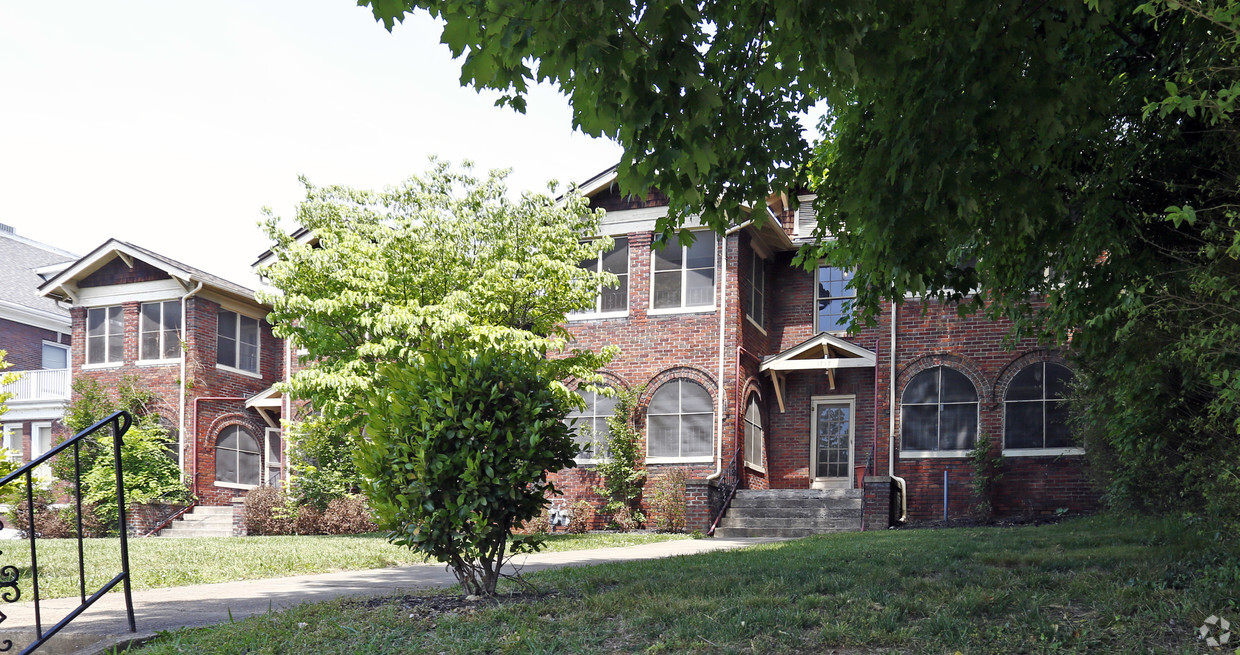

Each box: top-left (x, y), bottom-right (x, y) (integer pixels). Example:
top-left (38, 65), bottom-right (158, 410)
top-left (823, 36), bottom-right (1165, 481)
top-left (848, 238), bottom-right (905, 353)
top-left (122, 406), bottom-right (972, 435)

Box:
top-left (901, 366), bottom-right (978, 453)
top-left (647, 379), bottom-right (713, 461)
top-left (743, 395), bottom-right (764, 471)
top-left (1004, 362), bottom-right (1074, 450)
top-left (216, 425), bottom-right (260, 487)
top-left (566, 387), bottom-right (617, 462)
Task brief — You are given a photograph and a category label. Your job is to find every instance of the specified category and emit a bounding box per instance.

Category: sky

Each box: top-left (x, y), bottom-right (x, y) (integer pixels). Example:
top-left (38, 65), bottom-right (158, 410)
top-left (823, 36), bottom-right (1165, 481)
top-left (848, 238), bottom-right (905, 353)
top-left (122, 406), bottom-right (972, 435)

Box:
top-left (0, 1), bottom-right (624, 288)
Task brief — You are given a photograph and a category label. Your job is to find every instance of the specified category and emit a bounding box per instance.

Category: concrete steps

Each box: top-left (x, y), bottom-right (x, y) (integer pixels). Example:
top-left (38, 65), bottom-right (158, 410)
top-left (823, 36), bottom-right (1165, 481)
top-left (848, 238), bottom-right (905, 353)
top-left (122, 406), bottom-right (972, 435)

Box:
top-left (714, 489), bottom-right (862, 538)
top-left (155, 505), bottom-right (234, 538)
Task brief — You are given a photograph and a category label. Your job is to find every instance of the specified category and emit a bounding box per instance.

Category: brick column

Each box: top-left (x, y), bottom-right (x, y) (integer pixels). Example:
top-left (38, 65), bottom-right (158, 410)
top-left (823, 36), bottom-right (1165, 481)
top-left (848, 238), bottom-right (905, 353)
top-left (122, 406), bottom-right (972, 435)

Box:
top-left (684, 478), bottom-right (713, 533)
top-left (863, 475), bottom-right (893, 530)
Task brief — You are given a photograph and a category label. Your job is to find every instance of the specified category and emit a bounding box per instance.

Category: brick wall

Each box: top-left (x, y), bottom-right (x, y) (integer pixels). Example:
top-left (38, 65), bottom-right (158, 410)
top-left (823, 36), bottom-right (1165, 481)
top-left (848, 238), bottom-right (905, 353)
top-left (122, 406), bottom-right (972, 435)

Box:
top-left (0, 317), bottom-right (69, 370)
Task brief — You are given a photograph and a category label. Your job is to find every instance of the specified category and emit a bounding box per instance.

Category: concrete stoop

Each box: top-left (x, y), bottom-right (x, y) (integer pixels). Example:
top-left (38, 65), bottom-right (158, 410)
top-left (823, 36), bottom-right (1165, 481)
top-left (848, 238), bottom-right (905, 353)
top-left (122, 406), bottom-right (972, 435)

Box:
top-left (713, 489), bottom-right (863, 538)
top-left (154, 505), bottom-right (233, 538)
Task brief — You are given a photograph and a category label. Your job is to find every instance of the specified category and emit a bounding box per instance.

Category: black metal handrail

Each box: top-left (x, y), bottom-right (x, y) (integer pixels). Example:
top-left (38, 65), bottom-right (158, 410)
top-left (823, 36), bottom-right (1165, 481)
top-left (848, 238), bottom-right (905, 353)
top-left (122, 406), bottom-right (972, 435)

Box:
top-left (0, 410), bottom-right (136, 654)
top-left (707, 451), bottom-right (740, 536)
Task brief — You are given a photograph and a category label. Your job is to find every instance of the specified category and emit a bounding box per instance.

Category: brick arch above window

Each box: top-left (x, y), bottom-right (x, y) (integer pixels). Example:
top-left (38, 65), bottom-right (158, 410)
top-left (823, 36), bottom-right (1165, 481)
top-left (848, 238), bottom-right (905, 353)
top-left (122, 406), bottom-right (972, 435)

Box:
top-left (896, 353), bottom-right (991, 407)
top-left (641, 365), bottom-right (718, 409)
top-left (567, 369), bottom-right (631, 396)
top-left (993, 350), bottom-right (1073, 403)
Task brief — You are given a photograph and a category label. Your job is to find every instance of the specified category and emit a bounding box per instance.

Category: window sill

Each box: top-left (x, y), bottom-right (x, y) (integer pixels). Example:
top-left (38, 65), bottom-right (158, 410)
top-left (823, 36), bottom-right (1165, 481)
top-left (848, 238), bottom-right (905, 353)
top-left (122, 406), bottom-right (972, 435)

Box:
top-left (744, 461), bottom-right (766, 474)
top-left (647, 306), bottom-right (716, 317)
top-left (215, 363), bottom-right (263, 379)
top-left (745, 315), bottom-right (767, 335)
top-left (567, 311), bottom-right (629, 322)
top-left (1002, 447), bottom-right (1085, 457)
top-left (215, 480), bottom-right (258, 491)
top-left (82, 362), bottom-right (123, 370)
top-left (646, 456), bottom-right (713, 464)
top-left (137, 359), bottom-right (181, 367)
top-left (900, 450), bottom-right (973, 459)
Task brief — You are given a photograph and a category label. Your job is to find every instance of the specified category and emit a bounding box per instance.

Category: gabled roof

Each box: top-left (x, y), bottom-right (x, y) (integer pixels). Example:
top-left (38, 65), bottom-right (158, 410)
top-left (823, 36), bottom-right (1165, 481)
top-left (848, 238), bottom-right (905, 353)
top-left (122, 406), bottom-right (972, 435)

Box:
top-left (251, 226), bottom-right (315, 271)
top-left (0, 226), bottom-right (78, 327)
top-left (760, 333), bottom-right (877, 372)
top-left (39, 239), bottom-right (258, 306)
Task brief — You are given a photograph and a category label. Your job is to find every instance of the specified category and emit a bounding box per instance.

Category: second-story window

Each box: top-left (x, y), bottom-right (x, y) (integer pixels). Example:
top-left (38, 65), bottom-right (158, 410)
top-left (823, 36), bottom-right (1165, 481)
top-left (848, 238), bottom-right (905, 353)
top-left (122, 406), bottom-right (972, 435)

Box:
top-left (86, 306), bottom-right (123, 365)
top-left (816, 266), bottom-right (855, 332)
top-left (218, 310), bottom-right (260, 374)
top-left (577, 237), bottom-right (629, 315)
top-left (652, 232), bottom-right (715, 310)
top-left (140, 300), bottom-right (182, 361)
top-left (747, 253), bottom-right (766, 328)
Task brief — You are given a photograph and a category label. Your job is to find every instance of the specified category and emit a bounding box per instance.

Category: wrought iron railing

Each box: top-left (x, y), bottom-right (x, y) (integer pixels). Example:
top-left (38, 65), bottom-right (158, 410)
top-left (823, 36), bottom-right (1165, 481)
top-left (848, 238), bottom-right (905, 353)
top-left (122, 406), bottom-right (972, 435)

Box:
top-left (707, 451), bottom-right (741, 536)
top-left (0, 410), bottom-right (136, 654)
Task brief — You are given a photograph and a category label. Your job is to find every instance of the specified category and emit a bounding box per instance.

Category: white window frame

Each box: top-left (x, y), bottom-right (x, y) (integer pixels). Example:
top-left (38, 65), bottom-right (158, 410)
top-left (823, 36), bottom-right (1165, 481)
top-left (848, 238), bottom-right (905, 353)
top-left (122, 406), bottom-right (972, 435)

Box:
top-left (810, 395), bottom-right (856, 482)
top-left (900, 366), bottom-right (979, 459)
top-left (746, 252), bottom-right (766, 332)
top-left (648, 231), bottom-right (717, 315)
top-left (569, 236), bottom-right (630, 320)
top-left (743, 395), bottom-right (765, 472)
top-left (85, 305), bottom-right (124, 367)
top-left (815, 266), bottom-right (856, 334)
top-left (264, 427), bottom-right (284, 487)
top-left (566, 387), bottom-right (615, 464)
top-left (646, 379), bottom-right (715, 464)
top-left (138, 300), bottom-right (182, 364)
top-left (31, 422), bottom-right (52, 481)
top-left (216, 309), bottom-right (262, 377)
top-left (1002, 362), bottom-right (1084, 457)
top-left (41, 341), bottom-right (70, 370)
top-left (1, 424), bottom-right (21, 463)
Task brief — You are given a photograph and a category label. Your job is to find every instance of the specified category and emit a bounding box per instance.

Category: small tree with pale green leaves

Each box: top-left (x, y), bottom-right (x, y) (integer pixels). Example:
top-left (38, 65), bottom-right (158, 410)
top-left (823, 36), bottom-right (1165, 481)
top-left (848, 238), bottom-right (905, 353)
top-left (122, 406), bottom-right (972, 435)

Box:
top-left (259, 159), bottom-right (616, 595)
top-left (593, 386), bottom-right (646, 529)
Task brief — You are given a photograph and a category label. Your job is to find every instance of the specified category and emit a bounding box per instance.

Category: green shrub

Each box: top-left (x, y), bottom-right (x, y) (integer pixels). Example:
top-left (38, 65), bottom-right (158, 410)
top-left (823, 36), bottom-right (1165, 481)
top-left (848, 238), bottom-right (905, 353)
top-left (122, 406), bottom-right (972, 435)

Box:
top-left (355, 345), bottom-right (577, 596)
top-left (652, 469), bottom-right (688, 533)
top-left (82, 416), bottom-right (189, 529)
top-left (242, 486), bottom-right (294, 536)
top-left (284, 414), bottom-right (361, 511)
top-left (593, 386), bottom-right (646, 530)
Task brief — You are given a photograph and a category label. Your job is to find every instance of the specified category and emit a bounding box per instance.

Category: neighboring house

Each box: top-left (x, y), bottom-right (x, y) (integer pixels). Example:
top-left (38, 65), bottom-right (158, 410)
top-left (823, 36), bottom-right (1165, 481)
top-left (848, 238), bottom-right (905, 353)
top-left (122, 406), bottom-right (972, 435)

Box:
top-left (554, 168), bottom-right (1097, 532)
top-left (38, 240), bottom-right (290, 507)
top-left (0, 224), bottom-right (76, 474)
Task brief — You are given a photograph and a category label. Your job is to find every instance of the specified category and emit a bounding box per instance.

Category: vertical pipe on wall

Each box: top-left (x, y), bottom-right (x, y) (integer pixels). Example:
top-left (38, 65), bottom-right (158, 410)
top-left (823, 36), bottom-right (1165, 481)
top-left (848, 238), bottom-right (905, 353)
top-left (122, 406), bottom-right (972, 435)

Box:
top-left (177, 281), bottom-right (204, 475)
top-left (943, 468), bottom-right (949, 522)
top-left (709, 219), bottom-right (754, 482)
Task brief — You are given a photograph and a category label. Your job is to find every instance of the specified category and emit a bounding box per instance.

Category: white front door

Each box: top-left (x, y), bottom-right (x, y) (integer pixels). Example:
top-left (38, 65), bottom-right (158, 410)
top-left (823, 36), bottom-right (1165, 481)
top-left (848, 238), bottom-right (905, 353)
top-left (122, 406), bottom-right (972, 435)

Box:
top-left (810, 397), bottom-right (855, 489)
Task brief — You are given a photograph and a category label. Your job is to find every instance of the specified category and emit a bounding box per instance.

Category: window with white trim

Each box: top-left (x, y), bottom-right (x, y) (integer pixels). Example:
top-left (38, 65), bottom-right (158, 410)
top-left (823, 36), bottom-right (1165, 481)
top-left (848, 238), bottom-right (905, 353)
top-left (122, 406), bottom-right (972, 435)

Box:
top-left (140, 300), bottom-right (182, 361)
top-left (816, 266), bottom-right (855, 332)
top-left (215, 425), bottom-right (260, 487)
top-left (31, 422), bottom-right (52, 480)
top-left (747, 253), bottom-right (766, 328)
top-left (652, 233), bottom-right (716, 310)
top-left (217, 310), bottom-right (260, 374)
top-left (647, 379), bottom-right (713, 461)
top-left (86, 306), bottom-right (124, 364)
top-left (743, 395), bottom-right (764, 471)
top-left (1, 425), bottom-right (21, 463)
top-left (575, 237), bottom-right (629, 315)
top-left (41, 342), bottom-right (68, 369)
top-left (901, 366), bottom-right (978, 453)
top-left (565, 387), bottom-right (617, 462)
top-left (1004, 362), bottom-right (1074, 450)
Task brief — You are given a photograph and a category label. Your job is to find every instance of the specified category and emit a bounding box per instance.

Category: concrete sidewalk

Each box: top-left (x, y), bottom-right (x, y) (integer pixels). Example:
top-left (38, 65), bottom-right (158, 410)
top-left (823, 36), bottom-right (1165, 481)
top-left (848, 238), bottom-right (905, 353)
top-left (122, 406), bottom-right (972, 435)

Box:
top-left (0, 537), bottom-right (779, 655)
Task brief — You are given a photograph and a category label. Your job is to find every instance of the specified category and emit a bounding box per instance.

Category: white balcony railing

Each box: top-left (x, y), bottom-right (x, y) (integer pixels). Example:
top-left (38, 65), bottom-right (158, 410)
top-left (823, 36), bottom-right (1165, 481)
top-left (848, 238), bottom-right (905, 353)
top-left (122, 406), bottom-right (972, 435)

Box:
top-left (1, 369), bottom-right (71, 403)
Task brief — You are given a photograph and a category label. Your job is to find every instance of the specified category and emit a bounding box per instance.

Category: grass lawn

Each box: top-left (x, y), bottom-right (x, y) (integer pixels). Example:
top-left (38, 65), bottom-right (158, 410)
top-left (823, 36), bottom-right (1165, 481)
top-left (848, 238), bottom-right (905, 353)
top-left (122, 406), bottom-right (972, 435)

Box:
top-left (130, 515), bottom-right (1238, 655)
top-left (3, 531), bottom-right (689, 600)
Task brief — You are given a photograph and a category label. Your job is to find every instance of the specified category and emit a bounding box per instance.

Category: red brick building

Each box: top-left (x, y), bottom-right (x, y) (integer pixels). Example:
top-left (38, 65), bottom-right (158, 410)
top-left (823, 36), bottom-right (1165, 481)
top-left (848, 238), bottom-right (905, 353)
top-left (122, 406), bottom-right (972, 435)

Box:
top-left (555, 169), bottom-right (1097, 532)
top-left (39, 240), bottom-right (289, 507)
top-left (0, 224), bottom-right (76, 475)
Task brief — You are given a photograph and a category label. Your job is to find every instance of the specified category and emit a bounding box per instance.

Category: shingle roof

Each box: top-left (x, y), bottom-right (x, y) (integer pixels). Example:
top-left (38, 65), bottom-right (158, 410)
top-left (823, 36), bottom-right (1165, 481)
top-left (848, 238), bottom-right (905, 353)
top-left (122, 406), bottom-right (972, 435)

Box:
top-left (0, 227), bottom-right (77, 317)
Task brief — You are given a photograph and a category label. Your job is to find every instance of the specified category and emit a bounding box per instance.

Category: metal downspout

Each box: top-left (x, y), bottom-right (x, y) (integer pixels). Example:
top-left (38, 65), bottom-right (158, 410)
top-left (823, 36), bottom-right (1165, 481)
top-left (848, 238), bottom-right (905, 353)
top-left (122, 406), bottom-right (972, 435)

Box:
top-left (708, 218), bottom-right (754, 482)
top-left (889, 301), bottom-right (908, 521)
top-left (177, 282), bottom-right (204, 475)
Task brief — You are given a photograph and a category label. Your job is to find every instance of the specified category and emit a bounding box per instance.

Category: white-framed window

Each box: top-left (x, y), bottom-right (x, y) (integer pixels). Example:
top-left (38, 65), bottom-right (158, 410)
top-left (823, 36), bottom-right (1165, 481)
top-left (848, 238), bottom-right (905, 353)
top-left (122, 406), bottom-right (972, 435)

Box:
top-left (651, 232), bottom-right (716, 312)
top-left (647, 379), bottom-right (713, 462)
top-left (901, 366), bottom-right (978, 456)
top-left (747, 253), bottom-right (766, 329)
top-left (574, 237), bottom-right (629, 317)
top-left (816, 266), bottom-right (855, 333)
top-left (41, 342), bottom-right (69, 369)
top-left (565, 387), bottom-right (617, 463)
top-left (215, 425), bottom-right (260, 488)
top-left (217, 310), bottom-right (260, 375)
top-left (1004, 362), bottom-right (1078, 454)
top-left (743, 395), bottom-right (764, 471)
top-left (264, 428), bottom-right (283, 487)
top-left (31, 422), bottom-right (52, 480)
top-left (86, 306), bottom-right (124, 365)
top-left (140, 300), bottom-right (182, 361)
top-left (1, 425), bottom-right (21, 463)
